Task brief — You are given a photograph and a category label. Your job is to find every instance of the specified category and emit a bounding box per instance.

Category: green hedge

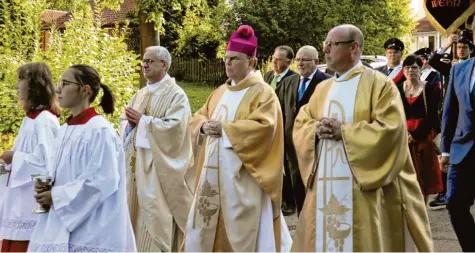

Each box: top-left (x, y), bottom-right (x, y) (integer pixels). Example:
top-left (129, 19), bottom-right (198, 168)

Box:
top-left (0, 2), bottom-right (139, 153)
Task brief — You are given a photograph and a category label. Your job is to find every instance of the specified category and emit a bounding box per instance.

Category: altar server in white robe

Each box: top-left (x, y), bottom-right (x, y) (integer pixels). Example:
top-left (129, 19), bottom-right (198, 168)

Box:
top-left (119, 46), bottom-right (194, 252)
top-left (0, 62), bottom-right (60, 252)
top-left (28, 64), bottom-right (136, 252)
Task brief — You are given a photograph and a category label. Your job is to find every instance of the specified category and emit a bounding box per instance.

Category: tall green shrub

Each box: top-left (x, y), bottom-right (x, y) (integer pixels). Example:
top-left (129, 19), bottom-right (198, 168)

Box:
top-left (0, 1), bottom-right (140, 153)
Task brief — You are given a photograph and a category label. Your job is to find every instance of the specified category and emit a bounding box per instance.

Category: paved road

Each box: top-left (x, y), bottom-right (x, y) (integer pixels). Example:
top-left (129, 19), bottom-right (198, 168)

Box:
top-left (284, 199), bottom-right (475, 252)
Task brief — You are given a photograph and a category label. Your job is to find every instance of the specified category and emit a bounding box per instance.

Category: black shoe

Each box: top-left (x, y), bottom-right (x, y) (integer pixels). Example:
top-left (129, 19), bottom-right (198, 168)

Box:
top-left (429, 193), bottom-right (447, 210)
top-left (281, 201), bottom-right (297, 216)
top-left (282, 207), bottom-right (297, 216)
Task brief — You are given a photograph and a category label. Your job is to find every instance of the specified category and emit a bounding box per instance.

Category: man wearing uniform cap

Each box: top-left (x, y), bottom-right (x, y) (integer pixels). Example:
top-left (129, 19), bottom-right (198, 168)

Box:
top-left (183, 25), bottom-right (292, 252)
top-left (429, 30), bottom-right (474, 78)
top-left (376, 38), bottom-right (406, 85)
top-left (414, 47), bottom-right (442, 88)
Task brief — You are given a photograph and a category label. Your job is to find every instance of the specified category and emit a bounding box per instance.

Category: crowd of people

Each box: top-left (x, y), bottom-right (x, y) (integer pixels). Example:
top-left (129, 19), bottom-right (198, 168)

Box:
top-left (0, 21), bottom-right (473, 252)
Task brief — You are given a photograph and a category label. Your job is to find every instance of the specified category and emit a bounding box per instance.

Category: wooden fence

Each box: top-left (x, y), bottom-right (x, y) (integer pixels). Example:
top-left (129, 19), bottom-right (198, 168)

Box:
top-left (169, 58), bottom-right (227, 85)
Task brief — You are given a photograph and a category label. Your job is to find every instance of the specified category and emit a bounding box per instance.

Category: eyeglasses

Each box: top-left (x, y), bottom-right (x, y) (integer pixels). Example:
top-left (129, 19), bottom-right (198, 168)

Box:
top-left (323, 40), bottom-right (355, 48)
top-left (57, 79), bottom-right (82, 89)
top-left (295, 58), bottom-right (314, 62)
top-left (222, 56), bottom-right (251, 63)
top-left (142, 59), bottom-right (155, 65)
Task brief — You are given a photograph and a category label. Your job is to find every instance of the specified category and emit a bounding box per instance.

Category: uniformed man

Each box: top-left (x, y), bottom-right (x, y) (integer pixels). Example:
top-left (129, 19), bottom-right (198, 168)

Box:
top-left (376, 38), bottom-right (405, 86)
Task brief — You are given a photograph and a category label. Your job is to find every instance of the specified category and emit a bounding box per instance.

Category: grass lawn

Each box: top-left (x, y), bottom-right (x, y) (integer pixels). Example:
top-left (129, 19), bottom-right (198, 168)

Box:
top-left (178, 82), bottom-right (216, 113)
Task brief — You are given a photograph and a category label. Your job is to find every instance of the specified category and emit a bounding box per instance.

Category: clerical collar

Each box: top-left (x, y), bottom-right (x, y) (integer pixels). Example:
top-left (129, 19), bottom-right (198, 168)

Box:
top-left (27, 109), bottom-right (58, 119)
top-left (231, 71), bottom-right (254, 86)
top-left (67, 107), bottom-right (99, 125)
top-left (147, 74), bottom-right (170, 92)
top-left (335, 61), bottom-right (364, 81)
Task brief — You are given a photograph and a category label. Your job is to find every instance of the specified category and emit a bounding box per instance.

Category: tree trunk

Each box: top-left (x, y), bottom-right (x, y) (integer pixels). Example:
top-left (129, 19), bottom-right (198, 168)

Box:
top-left (138, 10), bottom-right (160, 87)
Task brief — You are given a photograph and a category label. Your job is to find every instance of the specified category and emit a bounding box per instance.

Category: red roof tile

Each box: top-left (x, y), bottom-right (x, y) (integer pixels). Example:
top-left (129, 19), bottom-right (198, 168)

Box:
top-left (40, 0), bottom-right (135, 29)
top-left (101, 0), bottom-right (135, 26)
top-left (40, 10), bottom-right (71, 29)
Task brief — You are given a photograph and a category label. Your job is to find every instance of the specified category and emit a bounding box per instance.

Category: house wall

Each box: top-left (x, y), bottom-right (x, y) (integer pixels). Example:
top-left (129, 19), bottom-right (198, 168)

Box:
top-left (410, 31), bottom-right (441, 53)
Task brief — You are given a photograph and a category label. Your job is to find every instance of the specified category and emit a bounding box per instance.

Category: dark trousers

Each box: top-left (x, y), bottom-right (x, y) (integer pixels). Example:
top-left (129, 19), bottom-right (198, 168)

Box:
top-left (446, 149), bottom-right (475, 252)
top-left (293, 171), bottom-right (306, 215)
top-left (441, 171), bottom-right (447, 194)
top-left (282, 158), bottom-right (295, 209)
top-left (288, 157), bottom-right (306, 215)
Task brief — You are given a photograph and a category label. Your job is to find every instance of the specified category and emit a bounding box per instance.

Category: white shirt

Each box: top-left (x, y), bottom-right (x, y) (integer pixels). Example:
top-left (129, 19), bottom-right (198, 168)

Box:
top-left (299, 68), bottom-right (318, 91)
top-left (275, 68), bottom-right (290, 82)
top-left (386, 63), bottom-right (402, 78)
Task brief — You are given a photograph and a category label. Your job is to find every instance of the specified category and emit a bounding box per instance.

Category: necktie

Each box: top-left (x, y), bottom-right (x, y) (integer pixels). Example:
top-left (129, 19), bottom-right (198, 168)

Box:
top-left (298, 78), bottom-right (309, 101)
top-left (270, 74), bottom-right (279, 89)
top-left (387, 68), bottom-right (394, 75)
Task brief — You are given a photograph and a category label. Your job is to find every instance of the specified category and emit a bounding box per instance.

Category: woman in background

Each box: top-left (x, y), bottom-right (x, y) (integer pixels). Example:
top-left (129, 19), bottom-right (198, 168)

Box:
top-left (398, 54), bottom-right (443, 203)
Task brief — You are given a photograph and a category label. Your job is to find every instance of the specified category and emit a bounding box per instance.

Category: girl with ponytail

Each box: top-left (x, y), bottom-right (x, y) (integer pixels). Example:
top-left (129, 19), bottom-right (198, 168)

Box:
top-left (29, 64), bottom-right (136, 252)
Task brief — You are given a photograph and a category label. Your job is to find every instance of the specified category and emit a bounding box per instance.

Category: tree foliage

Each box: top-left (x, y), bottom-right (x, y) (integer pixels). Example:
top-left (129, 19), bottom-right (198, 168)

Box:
top-left (173, 0), bottom-right (230, 59)
top-left (133, 0), bottom-right (228, 59)
top-left (229, 0), bottom-right (416, 58)
top-left (0, 0), bottom-right (139, 152)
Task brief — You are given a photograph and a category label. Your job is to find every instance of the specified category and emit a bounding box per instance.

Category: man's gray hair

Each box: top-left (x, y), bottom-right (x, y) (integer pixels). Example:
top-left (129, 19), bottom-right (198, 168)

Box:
top-left (298, 45), bottom-right (319, 60)
top-left (146, 46), bottom-right (172, 71)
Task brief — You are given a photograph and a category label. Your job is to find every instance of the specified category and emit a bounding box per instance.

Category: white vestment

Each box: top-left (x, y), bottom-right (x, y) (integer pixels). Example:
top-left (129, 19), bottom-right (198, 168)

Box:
top-left (0, 111), bottom-right (59, 240)
top-left (185, 87), bottom-right (292, 252)
top-left (28, 114), bottom-right (136, 252)
top-left (119, 77), bottom-right (194, 252)
top-left (314, 63), bottom-right (417, 251)
top-left (315, 66), bottom-right (360, 252)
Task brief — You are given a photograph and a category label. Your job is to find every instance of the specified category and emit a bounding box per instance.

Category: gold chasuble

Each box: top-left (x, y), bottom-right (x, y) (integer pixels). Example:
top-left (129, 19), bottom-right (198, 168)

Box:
top-left (291, 65), bottom-right (434, 252)
top-left (183, 71), bottom-right (288, 252)
top-left (119, 78), bottom-right (194, 252)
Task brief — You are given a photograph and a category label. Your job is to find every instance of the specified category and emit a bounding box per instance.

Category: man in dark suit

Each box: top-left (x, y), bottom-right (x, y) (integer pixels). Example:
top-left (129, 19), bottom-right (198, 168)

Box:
top-left (440, 56), bottom-right (475, 252)
top-left (264, 45), bottom-right (296, 92)
top-left (279, 45), bottom-right (331, 215)
top-left (264, 45), bottom-right (296, 216)
top-left (376, 38), bottom-right (405, 85)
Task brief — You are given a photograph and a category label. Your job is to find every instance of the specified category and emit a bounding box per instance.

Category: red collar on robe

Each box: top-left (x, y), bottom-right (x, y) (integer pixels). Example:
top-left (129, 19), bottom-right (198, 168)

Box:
top-left (66, 107), bottom-right (99, 125)
top-left (27, 109), bottom-right (58, 119)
